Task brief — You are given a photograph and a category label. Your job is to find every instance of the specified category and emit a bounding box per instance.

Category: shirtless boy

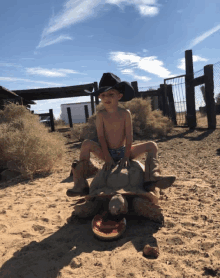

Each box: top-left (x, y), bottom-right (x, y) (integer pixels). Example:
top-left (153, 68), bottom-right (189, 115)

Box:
top-left (67, 73), bottom-right (175, 197)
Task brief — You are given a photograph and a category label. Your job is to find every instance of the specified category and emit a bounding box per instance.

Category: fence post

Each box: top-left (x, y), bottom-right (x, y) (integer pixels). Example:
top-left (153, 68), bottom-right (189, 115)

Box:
top-left (185, 50), bottom-right (196, 129)
top-left (131, 81), bottom-right (140, 97)
top-left (67, 107), bottom-right (73, 128)
top-left (151, 96), bottom-right (158, 110)
top-left (94, 82), bottom-right (99, 107)
top-left (160, 84), bottom-right (169, 116)
top-left (167, 84), bottom-right (177, 125)
top-left (158, 89), bottom-right (163, 111)
top-left (84, 105), bottom-right (89, 122)
top-left (49, 109), bottom-right (55, 132)
top-left (204, 64), bottom-right (216, 129)
top-left (90, 95), bottom-right (94, 115)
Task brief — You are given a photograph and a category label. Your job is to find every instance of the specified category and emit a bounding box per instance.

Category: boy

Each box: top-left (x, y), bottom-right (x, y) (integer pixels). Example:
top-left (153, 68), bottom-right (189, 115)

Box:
top-left (67, 73), bottom-right (175, 196)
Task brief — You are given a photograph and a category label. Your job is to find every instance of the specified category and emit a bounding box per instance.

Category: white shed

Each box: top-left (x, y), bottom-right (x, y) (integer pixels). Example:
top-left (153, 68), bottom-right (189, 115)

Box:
top-left (60, 101), bottom-right (93, 124)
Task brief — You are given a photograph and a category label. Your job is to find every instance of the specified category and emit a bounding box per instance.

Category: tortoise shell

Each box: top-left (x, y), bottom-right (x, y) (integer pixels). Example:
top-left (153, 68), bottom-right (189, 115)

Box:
top-left (89, 160), bottom-right (151, 198)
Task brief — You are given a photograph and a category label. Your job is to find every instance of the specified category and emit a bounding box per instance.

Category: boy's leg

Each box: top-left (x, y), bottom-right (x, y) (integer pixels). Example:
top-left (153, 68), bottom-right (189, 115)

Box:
top-left (79, 139), bottom-right (105, 161)
top-left (130, 141), bottom-right (158, 160)
top-left (67, 140), bottom-right (105, 197)
top-left (129, 141), bottom-right (176, 189)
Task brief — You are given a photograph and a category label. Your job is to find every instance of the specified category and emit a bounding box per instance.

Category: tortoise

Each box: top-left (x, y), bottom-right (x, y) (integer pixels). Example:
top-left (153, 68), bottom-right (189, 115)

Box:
top-left (67, 159), bottom-right (174, 241)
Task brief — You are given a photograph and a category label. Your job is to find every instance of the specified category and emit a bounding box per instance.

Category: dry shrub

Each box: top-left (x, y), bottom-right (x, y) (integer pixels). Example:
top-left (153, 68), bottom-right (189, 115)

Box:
top-left (70, 123), bottom-right (88, 141)
top-left (0, 103), bottom-right (66, 178)
top-left (54, 118), bottom-right (67, 127)
top-left (76, 97), bottom-right (173, 141)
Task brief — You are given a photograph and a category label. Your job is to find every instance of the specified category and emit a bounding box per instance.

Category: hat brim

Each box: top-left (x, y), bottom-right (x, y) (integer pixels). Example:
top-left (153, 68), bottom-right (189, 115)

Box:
top-left (85, 81), bottom-right (135, 102)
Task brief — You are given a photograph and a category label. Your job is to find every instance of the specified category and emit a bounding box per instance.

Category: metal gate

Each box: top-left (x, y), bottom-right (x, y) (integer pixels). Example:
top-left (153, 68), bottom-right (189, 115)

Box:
top-left (164, 74), bottom-right (186, 126)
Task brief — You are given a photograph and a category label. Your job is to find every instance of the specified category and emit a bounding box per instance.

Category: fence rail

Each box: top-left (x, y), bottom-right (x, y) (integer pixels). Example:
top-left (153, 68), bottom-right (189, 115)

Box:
top-left (1, 50), bottom-right (219, 130)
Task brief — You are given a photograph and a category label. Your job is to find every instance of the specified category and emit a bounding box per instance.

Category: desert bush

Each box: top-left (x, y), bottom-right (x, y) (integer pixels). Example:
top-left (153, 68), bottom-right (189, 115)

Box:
top-left (0, 103), bottom-right (66, 178)
top-left (54, 118), bottom-right (67, 127)
top-left (75, 97), bottom-right (173, 141)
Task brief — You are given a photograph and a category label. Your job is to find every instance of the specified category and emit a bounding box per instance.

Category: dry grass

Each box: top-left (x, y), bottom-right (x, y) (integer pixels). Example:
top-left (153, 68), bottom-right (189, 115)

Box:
top-left (71, 98), bottom-right (173, 141)
top-left (0, 103), bottom-right (67, 179)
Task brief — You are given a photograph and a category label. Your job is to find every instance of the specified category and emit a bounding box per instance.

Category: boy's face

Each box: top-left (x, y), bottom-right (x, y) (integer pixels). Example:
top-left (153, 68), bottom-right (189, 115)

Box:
top-left (99, 89), bottom-right (123, 107)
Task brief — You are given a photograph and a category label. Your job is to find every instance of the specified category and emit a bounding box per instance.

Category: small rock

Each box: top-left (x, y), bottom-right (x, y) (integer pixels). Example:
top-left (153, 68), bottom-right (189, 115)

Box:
top-left (143, 244), bottom-right (159, 258)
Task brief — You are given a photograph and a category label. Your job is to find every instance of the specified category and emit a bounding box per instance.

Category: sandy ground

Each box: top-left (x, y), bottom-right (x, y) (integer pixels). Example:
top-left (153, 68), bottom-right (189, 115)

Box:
top-left (0, 126), bottom-right (220, 278)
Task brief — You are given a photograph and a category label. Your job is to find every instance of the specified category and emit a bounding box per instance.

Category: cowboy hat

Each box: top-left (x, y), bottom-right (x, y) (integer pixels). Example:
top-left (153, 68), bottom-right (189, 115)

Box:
top-left (85, 72), bottom-right (135, 102)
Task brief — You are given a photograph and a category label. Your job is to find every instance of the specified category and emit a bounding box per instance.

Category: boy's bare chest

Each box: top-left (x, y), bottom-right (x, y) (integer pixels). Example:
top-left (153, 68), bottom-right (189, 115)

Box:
top-left (103, 115), bottom-right (125, 132)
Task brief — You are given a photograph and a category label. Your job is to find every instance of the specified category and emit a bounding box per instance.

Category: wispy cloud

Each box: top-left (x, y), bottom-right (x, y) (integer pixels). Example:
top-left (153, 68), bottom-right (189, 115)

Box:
top-left (188, 24), bottom-right (220, 49)
top-left (0, 77), bottom-right (64, 86)
top-left (109, 51), bottom-right (172, 78)
top-left (37, 35), bottom-right (73, 48)
top-left (38, 0), bottom-right (159, 48)
top-left (25, 67), bottom-right (84, 77)
top-left (121, 68), bottom-right (151, 81)
top-left (42, 0), bottom-right (103, 37)
top-left (0, 62), bottom-right (22, 68)
top-left (177, 55), bottom-right (208, 71)
top-left (106, 0), bottom-right (159, 16)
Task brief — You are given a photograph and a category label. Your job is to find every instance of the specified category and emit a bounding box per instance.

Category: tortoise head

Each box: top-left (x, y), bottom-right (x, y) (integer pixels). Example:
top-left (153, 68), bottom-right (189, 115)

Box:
top-left (109, 194), bottom-right (128, 215)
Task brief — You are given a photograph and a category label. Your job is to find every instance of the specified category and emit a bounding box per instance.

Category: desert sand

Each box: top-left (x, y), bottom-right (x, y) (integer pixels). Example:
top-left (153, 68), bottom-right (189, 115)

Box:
top-left (0, 127), bottom-right (220, 278)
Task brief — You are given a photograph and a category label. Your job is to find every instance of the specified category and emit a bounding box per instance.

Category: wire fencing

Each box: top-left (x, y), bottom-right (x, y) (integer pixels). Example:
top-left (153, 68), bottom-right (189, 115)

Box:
top-left (164, 75), bottom-right (186, 126)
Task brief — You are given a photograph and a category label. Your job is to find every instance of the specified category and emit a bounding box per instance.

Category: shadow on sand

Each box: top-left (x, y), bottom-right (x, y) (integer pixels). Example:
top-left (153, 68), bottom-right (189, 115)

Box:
top-left (158, 128), bottom-right (215, 143)
top-left (0, 213), bottom-right (162, 277)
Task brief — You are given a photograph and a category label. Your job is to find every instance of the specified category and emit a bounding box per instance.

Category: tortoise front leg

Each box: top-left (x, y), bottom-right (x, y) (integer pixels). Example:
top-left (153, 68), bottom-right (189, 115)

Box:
top-left (74, 199), bottom-right (101, 218)
top-left (132, 197), bottom-right (164, 224)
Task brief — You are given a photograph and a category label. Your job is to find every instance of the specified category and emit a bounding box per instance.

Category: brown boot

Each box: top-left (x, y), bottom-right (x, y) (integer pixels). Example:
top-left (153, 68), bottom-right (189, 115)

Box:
top-left (66, 160), bottom-right (89, 197)
top-left (69, 159), bottom-right (99, 178)
top-left (144, 152), bottom-right (176, 191)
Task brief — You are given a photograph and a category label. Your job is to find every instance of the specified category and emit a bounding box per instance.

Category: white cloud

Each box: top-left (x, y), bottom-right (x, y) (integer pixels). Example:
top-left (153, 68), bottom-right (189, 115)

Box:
top-left (38, 0), bottom-right (159, 48)
top-left (106, 0), bottom-right (157, 5)
top-left (0, 62), bottom-right (22, 68)
top-left (177, 55), bottom-right (208, 71)
top-left (109, 51), bottom-right (172, 78)
top-left (121, 68), bottom-right (151, 81)
top-left (37, 35), bottom-right (73, 48)
top-left (137, 5), bottom-right (158, 16)
top-left (42, 0), bottom-right (103, 37)
top-left (188, 24), bottom-right (220, 49)
top-left (106, 0), bottom-right (159, 16)
top-left (25, 67), bottom-right (83, 77)
top-left (0, 77), bottom-right (64, 86)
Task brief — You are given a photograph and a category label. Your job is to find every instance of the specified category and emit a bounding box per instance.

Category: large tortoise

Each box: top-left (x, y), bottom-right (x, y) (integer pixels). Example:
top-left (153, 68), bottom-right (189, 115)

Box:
top-left (67, 158), bottom-right (175, 241)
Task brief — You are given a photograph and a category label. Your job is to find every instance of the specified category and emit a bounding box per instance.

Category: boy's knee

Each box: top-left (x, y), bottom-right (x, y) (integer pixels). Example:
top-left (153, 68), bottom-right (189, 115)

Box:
top-left (82, 139), bottom-right (91, 149)
top-left (147, 141), bottom-right (158, 152)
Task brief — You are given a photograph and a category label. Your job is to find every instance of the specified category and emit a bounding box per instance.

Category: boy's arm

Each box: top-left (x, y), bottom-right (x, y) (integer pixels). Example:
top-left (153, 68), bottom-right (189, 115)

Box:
top-left (124, 109), bottom-right (133, 158)
top-left (96, 111), bottom-right (112, 160)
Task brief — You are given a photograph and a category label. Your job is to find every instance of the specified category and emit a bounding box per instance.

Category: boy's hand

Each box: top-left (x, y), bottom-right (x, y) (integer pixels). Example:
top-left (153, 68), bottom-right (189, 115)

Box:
top-left (119, 157), bottom-right (130, 168)
top-left (104, 156), bottom-right (116, 171)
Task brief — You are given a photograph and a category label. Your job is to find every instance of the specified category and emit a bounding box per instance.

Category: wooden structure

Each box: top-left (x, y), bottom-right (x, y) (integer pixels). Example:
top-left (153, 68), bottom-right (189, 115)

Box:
top-left (184, 50), bottom-right (216, 129)
top-left (139, 84), bottom-right (177, 125)
top-left (2, 51), bottom-right (217, 130)
top-left (0, 85), bottom-right (35, 110)
top-left (34, 109), bottom-right (55, 132)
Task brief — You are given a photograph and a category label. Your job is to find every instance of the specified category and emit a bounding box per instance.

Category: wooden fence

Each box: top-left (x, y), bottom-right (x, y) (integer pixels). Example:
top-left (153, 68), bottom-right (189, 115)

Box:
top-left (33, 109), bottom-right (55, 132)
top-left (1, 50), bottom-right (218, 130)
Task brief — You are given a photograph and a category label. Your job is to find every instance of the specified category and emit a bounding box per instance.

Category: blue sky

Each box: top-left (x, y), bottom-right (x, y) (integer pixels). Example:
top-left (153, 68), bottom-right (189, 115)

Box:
top-left (1, 0), bottom-right (220, 118)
